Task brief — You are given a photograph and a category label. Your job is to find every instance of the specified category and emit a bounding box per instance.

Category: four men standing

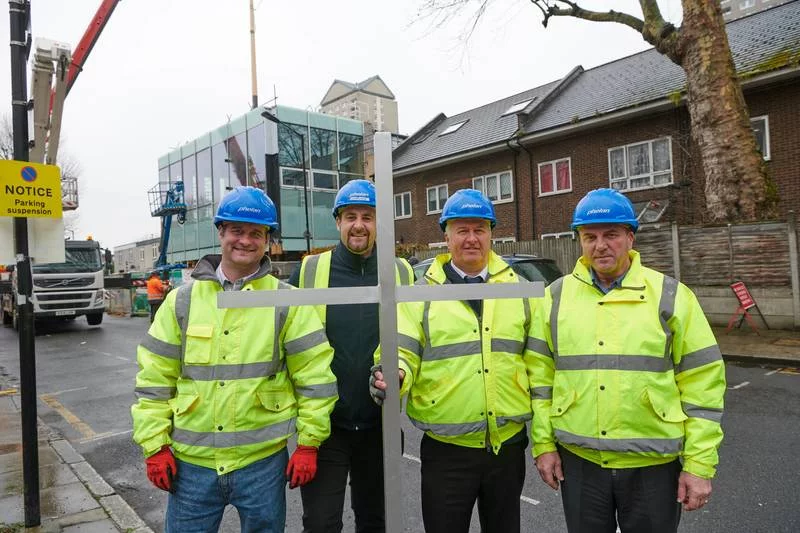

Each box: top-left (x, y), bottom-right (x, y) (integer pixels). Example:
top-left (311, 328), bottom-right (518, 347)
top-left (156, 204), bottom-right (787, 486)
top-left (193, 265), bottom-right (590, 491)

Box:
top-left (133, 182), bottom-right (725, 533)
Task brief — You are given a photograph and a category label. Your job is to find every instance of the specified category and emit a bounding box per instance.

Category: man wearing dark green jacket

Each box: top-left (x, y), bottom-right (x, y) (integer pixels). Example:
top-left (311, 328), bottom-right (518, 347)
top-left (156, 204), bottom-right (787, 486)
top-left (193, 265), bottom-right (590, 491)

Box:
top-left (289, 179), bottom-right (412, 533)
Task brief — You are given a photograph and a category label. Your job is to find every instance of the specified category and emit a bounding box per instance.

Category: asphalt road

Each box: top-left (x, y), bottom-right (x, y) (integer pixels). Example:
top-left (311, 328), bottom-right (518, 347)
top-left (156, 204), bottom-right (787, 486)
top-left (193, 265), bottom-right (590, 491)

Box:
top-left (1, 315), bottom-right (799, 532)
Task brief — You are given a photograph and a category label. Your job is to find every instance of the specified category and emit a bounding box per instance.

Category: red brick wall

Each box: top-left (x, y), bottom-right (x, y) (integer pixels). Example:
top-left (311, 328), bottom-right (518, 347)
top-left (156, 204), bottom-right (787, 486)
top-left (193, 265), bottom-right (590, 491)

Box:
top-left (392, 76), bottom-right (800, 245)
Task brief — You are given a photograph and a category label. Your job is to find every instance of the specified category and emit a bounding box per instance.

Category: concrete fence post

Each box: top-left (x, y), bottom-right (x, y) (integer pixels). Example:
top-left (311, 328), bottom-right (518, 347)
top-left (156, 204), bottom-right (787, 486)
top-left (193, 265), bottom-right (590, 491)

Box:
top-left (727, 224), bottom-right (734, 282)
top-left (671, 221), bottom-right (681, 281)
top-left (787, 211), bottom-right (800, 329)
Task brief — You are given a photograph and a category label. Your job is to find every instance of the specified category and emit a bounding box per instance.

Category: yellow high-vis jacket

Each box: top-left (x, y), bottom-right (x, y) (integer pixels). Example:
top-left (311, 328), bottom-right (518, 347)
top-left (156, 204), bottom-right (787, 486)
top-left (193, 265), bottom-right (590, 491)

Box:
top-left (131, 255), bottom-right (337, 475)
top-left (384, 251), bottom-right (537, 454)
top-left (529, 250), bottom-right (725, 479)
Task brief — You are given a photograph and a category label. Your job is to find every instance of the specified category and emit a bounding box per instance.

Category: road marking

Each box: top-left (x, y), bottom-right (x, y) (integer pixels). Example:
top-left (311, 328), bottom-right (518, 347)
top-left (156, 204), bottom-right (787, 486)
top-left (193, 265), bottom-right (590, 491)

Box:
top-left (764, 369), bottom-right (779, 376)
top-left (404, 452), bottom-right (540, 506)
top-left (729, 381), bottom-right (750, 390)
top-left (39, 393), bottom-right (96, 439)
top-left (779, 367), bottom-right (800, 375)
top-left (0, 388), bottom-right (18, 396)
top-left (80, 429), bottom-right (132, 443)
top-left (45, 387), bottom-right (87, 396)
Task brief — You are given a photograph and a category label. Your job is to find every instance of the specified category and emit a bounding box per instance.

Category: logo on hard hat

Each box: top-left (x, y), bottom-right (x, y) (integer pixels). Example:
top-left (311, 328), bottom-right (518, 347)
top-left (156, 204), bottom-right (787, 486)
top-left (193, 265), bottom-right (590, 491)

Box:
top-left (587, 208), bottom-right (611, 215)
top-left (348, 192), bottom-right (371, 201)
top-left (461, 203), bottom-right (483, 209)
top-left (238, 207), bottom-right (261, 214)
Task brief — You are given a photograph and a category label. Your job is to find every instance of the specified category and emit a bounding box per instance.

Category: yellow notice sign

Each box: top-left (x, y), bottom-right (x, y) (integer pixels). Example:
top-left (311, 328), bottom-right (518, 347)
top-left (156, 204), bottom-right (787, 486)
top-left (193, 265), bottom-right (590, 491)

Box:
top-left (0, 160), bottom-right (63, 218)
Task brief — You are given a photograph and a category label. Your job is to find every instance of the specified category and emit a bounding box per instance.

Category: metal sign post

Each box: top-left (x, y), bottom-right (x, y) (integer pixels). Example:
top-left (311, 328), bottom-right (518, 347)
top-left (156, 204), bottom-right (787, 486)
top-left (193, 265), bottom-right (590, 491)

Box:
top-left (218, 132), bottom-right (544, 531)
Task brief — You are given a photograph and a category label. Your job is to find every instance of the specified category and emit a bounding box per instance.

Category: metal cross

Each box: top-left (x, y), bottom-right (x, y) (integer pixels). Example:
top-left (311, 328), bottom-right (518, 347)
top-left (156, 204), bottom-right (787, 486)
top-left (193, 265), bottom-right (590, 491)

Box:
top-left (218, 132), bottom-right (544, 532)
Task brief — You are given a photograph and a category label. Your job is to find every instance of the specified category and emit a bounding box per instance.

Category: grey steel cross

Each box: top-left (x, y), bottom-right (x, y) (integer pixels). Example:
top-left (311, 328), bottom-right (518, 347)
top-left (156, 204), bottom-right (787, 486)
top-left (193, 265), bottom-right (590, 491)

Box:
top-left (218, 133), bottom-right (544, 532)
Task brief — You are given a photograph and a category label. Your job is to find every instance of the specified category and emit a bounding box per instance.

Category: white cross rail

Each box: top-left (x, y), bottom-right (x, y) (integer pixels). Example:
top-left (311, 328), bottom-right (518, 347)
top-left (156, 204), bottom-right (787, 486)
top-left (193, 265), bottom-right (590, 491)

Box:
top-left (217, 132), bottom-right (544, 532)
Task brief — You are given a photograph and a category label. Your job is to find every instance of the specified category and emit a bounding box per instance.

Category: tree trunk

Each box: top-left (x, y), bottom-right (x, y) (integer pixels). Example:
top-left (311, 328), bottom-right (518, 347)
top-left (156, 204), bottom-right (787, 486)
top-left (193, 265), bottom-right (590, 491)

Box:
top-left (679, 0), bottom-right (770, 222)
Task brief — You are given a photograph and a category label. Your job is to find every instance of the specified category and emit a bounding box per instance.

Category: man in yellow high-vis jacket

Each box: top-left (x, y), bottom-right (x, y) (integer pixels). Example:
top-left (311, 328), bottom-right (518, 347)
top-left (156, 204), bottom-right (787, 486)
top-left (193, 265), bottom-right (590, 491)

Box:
top-left (372, 189), bottom-right (536, 533)
top-left (132, 187), bottom-right (337, 533)
top-left (529, 188), bottom-right (726, 533)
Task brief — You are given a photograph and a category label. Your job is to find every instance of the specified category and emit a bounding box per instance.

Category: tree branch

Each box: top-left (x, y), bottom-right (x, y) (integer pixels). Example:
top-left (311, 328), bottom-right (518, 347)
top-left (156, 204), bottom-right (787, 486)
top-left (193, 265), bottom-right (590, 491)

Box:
top-left (531, 0), bottom-right (644, 32)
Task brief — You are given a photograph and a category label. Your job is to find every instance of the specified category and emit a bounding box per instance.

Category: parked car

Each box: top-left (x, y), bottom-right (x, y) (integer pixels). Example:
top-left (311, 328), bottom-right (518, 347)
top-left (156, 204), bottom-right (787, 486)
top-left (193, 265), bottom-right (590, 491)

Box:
top-left (411, 253), bottom-right (563, 285)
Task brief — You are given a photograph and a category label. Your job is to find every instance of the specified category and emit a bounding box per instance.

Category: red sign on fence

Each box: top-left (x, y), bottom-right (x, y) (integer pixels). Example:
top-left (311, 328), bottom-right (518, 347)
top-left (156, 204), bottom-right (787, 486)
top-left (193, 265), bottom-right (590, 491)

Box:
top-left (730, 281), bottom-right (755, 310)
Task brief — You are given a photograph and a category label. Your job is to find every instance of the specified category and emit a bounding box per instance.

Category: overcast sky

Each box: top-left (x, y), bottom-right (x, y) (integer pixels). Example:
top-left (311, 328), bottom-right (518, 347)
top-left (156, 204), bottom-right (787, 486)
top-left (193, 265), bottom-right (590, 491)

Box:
top-left (0, 0), bottom-right (683, 250)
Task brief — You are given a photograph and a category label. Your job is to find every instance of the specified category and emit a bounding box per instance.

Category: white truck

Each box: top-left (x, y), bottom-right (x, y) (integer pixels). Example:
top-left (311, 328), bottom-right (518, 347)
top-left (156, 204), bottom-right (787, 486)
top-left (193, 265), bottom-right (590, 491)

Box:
top-left (2, 239), bottom-right (106, 329)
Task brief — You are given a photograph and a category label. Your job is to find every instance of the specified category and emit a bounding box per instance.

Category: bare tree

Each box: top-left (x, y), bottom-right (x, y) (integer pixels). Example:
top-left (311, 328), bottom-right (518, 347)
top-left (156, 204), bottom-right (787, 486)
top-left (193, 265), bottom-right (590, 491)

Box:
top-left (418, 0), bottom-right (778, 222)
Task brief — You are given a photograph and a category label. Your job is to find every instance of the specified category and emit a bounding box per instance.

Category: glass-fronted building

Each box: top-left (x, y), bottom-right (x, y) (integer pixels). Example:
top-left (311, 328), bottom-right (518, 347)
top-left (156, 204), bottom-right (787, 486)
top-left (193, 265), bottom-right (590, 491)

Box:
top-left (155, 105), bottom-right (364, 264)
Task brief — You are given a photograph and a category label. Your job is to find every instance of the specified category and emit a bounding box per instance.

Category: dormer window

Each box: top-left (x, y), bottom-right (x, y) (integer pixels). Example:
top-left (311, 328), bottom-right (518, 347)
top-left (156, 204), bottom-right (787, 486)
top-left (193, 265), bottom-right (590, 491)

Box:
top-left (502, 98), bottom-right (535, 116)
top-left (439, 120), bottom-right (468, 136)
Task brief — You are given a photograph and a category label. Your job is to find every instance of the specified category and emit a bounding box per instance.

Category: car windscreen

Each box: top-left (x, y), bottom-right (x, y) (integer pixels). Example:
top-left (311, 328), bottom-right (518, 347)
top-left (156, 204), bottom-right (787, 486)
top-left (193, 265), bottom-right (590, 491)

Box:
top-left (511, 261), bottom-right (562, 285)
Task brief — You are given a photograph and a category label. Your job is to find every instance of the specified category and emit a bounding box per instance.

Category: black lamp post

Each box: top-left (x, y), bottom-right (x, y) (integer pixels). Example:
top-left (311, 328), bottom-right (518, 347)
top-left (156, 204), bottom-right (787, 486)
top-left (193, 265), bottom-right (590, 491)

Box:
top-left (261, 109), bottom-right (311, 254)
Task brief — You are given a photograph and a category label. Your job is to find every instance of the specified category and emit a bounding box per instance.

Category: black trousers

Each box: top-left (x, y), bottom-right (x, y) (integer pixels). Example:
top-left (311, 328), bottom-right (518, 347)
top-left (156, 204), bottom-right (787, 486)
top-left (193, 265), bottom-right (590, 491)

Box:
top-left (148, 299), bottom-right (162, 323)
top-left (301, 426), bottom-right (385, 533)
top-left (558, 445), bottom-right (682, 533)
top-left (420, 433), bottom-right (527, 533)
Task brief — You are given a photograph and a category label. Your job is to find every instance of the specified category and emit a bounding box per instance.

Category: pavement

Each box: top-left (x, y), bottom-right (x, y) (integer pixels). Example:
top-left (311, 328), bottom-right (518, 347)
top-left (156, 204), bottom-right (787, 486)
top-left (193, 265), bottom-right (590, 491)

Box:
top-left (0, 326), bottom-right (798, 532)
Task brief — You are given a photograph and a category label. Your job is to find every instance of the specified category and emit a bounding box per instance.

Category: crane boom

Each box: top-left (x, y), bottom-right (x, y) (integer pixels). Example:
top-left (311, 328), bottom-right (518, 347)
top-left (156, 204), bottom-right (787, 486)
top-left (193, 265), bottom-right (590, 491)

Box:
top-left (65, 0), bottom-right (120, 96)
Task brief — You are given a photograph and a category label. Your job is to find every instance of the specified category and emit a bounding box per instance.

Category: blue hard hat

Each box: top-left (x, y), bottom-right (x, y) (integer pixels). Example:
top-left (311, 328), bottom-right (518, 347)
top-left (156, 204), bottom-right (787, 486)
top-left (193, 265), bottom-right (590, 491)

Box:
top-left (571, 188), bottom-right (639, 232)
top-left (332, 179), bottom-right (376, 218)
top-left (214, 186), bottom-right (279, 232)
top-left (438, 189), bottom-right (496, 231)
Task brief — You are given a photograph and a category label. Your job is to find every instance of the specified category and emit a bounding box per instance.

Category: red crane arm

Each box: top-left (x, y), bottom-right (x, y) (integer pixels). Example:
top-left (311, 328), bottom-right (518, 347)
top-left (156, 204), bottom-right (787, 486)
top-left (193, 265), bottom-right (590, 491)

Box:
top-left (65, 0), bottom-right (120, 96)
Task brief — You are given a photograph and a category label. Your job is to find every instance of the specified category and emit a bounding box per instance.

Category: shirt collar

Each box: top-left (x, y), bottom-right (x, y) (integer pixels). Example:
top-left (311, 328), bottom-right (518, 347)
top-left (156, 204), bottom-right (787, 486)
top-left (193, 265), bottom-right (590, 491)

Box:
top-left (590, 267), bottom-right (629, 295)
top-left (449, 261), bottom-right (488, 282)
top-left (216, 263), bottom-right (261, 291)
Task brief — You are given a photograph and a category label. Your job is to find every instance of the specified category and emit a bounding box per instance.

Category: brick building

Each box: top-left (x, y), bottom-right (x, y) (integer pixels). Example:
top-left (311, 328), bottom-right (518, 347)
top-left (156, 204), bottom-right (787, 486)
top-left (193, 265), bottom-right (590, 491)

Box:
top-left (391, 1), bottom-right (800, 246)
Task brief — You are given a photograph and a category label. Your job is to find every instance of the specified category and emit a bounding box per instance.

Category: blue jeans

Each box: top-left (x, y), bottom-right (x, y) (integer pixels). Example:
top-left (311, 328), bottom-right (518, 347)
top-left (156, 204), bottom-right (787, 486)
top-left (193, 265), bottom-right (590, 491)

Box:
top-left (165, 449), bottom-right (288, 533)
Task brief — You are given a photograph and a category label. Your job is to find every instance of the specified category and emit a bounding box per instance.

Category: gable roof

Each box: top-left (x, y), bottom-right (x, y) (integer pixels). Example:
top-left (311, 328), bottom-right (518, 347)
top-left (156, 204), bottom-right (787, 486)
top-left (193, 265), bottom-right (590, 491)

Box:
top-left (394, 0), bottom-right (800, 173)
top-left (320, 75), bottom-right (396, 106)
top-left (523, 0), bottom-right (800, 134)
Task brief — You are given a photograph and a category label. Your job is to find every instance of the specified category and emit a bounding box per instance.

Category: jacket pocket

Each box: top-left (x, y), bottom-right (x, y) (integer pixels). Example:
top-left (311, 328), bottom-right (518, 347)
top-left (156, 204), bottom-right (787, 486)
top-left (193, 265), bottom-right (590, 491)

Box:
top-left (643, 387), bottom-right (687, 423)
top-left (169, 393), bottom-right (200, 416)
top-left (184, 324), bottom-right (213, 364)
top-left (257, 388), bottom-right (297, 413)
top-left (550, 388), bottom-right (577, 418)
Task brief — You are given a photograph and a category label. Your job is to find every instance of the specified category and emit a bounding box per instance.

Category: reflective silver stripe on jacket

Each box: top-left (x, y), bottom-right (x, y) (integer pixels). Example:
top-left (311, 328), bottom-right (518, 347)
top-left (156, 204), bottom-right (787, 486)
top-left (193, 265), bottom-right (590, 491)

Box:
top-left (134, 386), bottom-right (176, 400)
top-left (496, 413), bottom-right (532, 426)
top-left (395, 258), bottom-right (412, 286)
top-left (139, 333), bottom-right (180, 360)
top-left (556, 354), bottom-right (673, 372)
top-left (659, 276), bottom-right (679, 359)
top-left (398, 333), bottom-right (422, 357)
top-left (423, 340), bottom-right (482, 361)
top-left (548, 277), bottom-right (564, 357)
top-left (284, 329), bottom-right (327, 356)
top-left (555, 428), bottom-right (684, 455)
top-left (295, 382), bottom-right (338, 399)
top-left (682, 402), bottom-right (724, 423)
top-left (174, 282), bottom-right (194, 360)
top-left (302, 254), bottom-right (322, 289)
top-left (408, 417), bottom-right (486, 436)
top-left (532, 386), bottom-right (552, 400)
top-left (675, 345), bottom-right (723, 374)
top-left (172, 417), bottom-right (297, 448)
top-left (491, 338), bottom-right (524, 354)
top-left (182, 362), bottom-right (276, 381)
top-left (526, 336), bottom-right (552, 358)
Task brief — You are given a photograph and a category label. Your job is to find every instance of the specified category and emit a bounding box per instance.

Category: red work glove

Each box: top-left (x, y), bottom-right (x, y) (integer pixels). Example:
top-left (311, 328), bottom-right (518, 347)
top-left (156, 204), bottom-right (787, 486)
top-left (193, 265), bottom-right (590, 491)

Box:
top-left (145, 445), bottom-right (177, 493)
top-left (285, 445), bottom-right (318, 489)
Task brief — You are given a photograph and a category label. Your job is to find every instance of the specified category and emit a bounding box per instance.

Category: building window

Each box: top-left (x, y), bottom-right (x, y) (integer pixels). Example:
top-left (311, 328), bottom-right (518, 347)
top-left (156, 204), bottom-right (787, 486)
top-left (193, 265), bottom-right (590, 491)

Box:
top-left (426, 184), bottom-right (448, 214)
top-left (739, 0), bottom-right (755, 9)
top-left (280, 168), bottom-right (308, 188)
top-left (439, 121), bottom-right (467, 136)
top-left (152, 246), bottom-right (158, 259)
top-left (608, 137), bottom-right (673, 192)
top-left (541, 231), bottom-right (576, 240)
top-left (502, 98), bottom-right (535, 116)
top-left (473, 172), bottom-right (513, 203)
top-left (139, 249), bottom-right (145, 262)
top-left (312, 171), bottom-right (338, 191)
top-left (751, 115), bottom-right (770, 160)
top-left (538, 158), bottom-right (572, 196)
top-left (492, 237), bottom-right (516, 244)
top-left (394, 192), bottom-right (412, 219)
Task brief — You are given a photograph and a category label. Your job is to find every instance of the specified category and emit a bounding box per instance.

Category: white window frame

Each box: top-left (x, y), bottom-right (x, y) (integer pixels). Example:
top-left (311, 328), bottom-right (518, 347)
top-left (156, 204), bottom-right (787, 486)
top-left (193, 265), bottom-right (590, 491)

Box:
top-left (439, 121), bottom-right (467, 136)
top-left (739, 0), bottom-right (755, 9)
top-left (427, 241), bottom-right (447, 248)
top-left (472, 171), bottom-right (514, 204)
top-left (139, 249), bottom-right (145, 262)
top-left (750, 115), bottom-right (770, 160)
top-left (537, 157), bottom-right (573, 197)
top-left (607, 137), bottom-right (673, 192)
top-left (311, 170), bottom-right (339, 192)
top-left (426, 184), bottom-right (448, 214)
top-left (491, 237), bottom-right (516, 244)
top-left (502, 98), bottom-right (535, 116)
top-left (394, 191), bottom-right (412, 220)
top-left (152, 246), bottom-right (158, 259)
top-left (541, 231), bottom-right (576, 240)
